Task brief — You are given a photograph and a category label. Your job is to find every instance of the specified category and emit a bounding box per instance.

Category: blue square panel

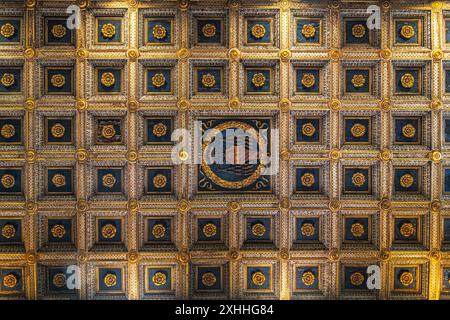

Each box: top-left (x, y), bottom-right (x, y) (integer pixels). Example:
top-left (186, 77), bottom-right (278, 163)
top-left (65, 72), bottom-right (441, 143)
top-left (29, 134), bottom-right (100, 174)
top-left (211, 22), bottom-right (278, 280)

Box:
top-left (97, 218), bottom-right (122, 243)
top-left (145, 117), bottom-right (173, 145)
top-left (296, 19), bottom-right (321, 44)
top-left (443, 218), bottom-right (450, 243)
top-left (445, 118), bottom-right (450, 143)
top-left (295, 167), bottom-right (321, 193)
top-left (45, 18), bottom-right (74, 45)
top-left (147, 19), bottom-right (173, 45)
top-left (96, 168), bottom-right (123, 194)
top-left (147, 267), bottom-right (173, 292)
top-left (395, 68), bottom-right (420, 94)
top-left (446, 19), bottom-right (450, 43)
top-left (345, 69), bottom-right (371, 94)
top-left (246, 68), bottom-right (272, 94)
top-left (295, 266), bottom-right (319, 290)
top-left (343, 167), bottom-right (371, 194)
top-left (0, 219), bottom-right (22, 244)
top-left (47, 218), bottom-right (73, 244)
top-left (96, 68), bottom-right (122, 94)
top-left (445, 69), bottom-right (450, 94)
top-left (246, 217), bottom-right (271, 242)
top-left (47, 267), bottom-right (75, 293)
top-left (196, 266), bottom-right (222, 292)
top-left (295, 68), bottom-right (320, 94)
top-left (0, 68), bottom-right (21, 93)
top-left (98, 268), bottom-right (123, 292)
top-left (45, 117), bottom-right (73, 145)
top-left (394, 117), bottom-right (421, 145)
top-left (45, 68), bottom-right (73, 95)
top-left (146, 167), bottom-right (173, 194)
top-left (344, 217), bottom-right (369, 242)
top-left (343, 266), bottom-right (368, 290)
top-left (197, 218), bottom-right (221, 242)
top-left (246, 19), bottom-right (272, 44)
top-left (97, 18), bottom-right (122, 43)
top-left (197, 19), bottom-right (223, 45)
top-left (395, 19), bottom-right (420, 45)
top-left (146, 218), bottom-right (172, 243)
top-left (0, 117), bottom-right (22, 144)
top-left (394, 218), bottom-right (418, 242)
top-left (0, 19), bottom-right (21, 44)
top-left (394, 167), bottom-right (420, 193)
top-left (343, 117), bottom-right (371, 144)
top-left (295, 217), bottom-right (320, 242)
top-left (345, 19), bottom-right (370, 45)
top-left (443, 268), bottom-right (450, 290)
top-left (393, 267), bottom-right (417, 291)
top-left (295, 117), bottom-right (321, 144)
top-left (46, 167), bottom-right (74, 195)
top-left (1, 269), bottom-right (23, 292)
top-left (146, 68), bottom-right (172, 94)
top-left (247, 266), bottom-right (271, 291)
top-left (196, 67), bottom-right (223, 94)
top-left (444, 167), bottom-right (450, 194)
top-left (0, 168), bottom-right (22, 195)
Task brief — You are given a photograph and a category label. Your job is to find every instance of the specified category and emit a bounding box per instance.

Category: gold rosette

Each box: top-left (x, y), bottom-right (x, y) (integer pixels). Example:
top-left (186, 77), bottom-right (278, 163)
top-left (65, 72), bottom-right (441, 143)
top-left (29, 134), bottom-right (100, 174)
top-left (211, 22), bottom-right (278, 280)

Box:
top-left (301, 122), bottom-right (316, 137)
top-left (3, 274), bottom-right (17, 288)
top-left (203, 223), bottom-right (217, 237)
top-left (350, 272), bottom-right (365, 286)
top-left (351, 24), bottom-right (366, 38)
top-left (252, 73), bottom-right (266, 87)
top-left (1, 224), bottom-right (15, 239)
top-left (399, 174), bottom-right (414, 188)
top-left (251, 24), bottom-right (266, 39)
top-left (201, 272), bottom-right (217, 287)
top-left (100, 72), bottom-right (115, 87)
top-left (401, 124), bottom-right (416, 138)
top-left (1, 23), bottom-right (15, 38)
top-left (153, 174), bottom-right (167, 189)
top-left (351, 172), bottom-right (366, 187)
top-left (152, 73), bottom-right (166, 88)
top-left (251, 223), bottom-right (266, 237)
top-left (51, 24), bottom-right (67, 38)
top-left (152, 24), bottom-right (167, 40)
top-left (51, 224), bottom-right (66, 238)
top-left (1, 73), bottom-right (15, 87)
top-left (104, 273), bottom-right (117, 287)
top-left (51, 174), bottom-right (66, 188)
top-left (1, 124), bottom-right (15, 139)
top-left (350, 123), bottom-right (366, 138)
top-left (51, 123), bottom-right (65, 138)
top-left (202, 23), bottom-right (216, 38)
top-left (101, 23), bottom-right (116, 39)
top-left (400, 25), bottom-right (415, 39)
top-left (400, 73), bottom-right (414, 89)
top-left (152, 123), bottom-right (167, 137)
top-left (301, 24), bottom-right (316, 38)
top-left (301, 271), bottom-right (315, 286)
top-left (251, 271), bottom-right (266, 286)
top-left (51, 74), bottom-right (65, 88)
top-left (301, 173), bottom-right (315, 187)
top-left (53, 273), bottom-right (67, 288)
top-left (152, 223), bottom-right (166, 239)
top-left (351, 74), bottom-right (366, 88)
top-left (202, 73), bottom-right (216, 88)
top-left (400, 271), bottom-right (414, 286)
top-left (101, 223), bottom-right (117, 239)
top-left (350, 222), bottom-right (365, 237)
top-left (1, 174), bottom-right (15, 189)
top-left (400, 222), bottom-right (415, 237)
top-left (152, 272), bottom-right (167, 286)
top-left (102, 173), bottom-right (117, 188)
top-left (101, 124), bottom-right (116, 139)
top-left (301, 223), bottom-right (315, 237)
top-left (301, 73), bottom-right (315, 88)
